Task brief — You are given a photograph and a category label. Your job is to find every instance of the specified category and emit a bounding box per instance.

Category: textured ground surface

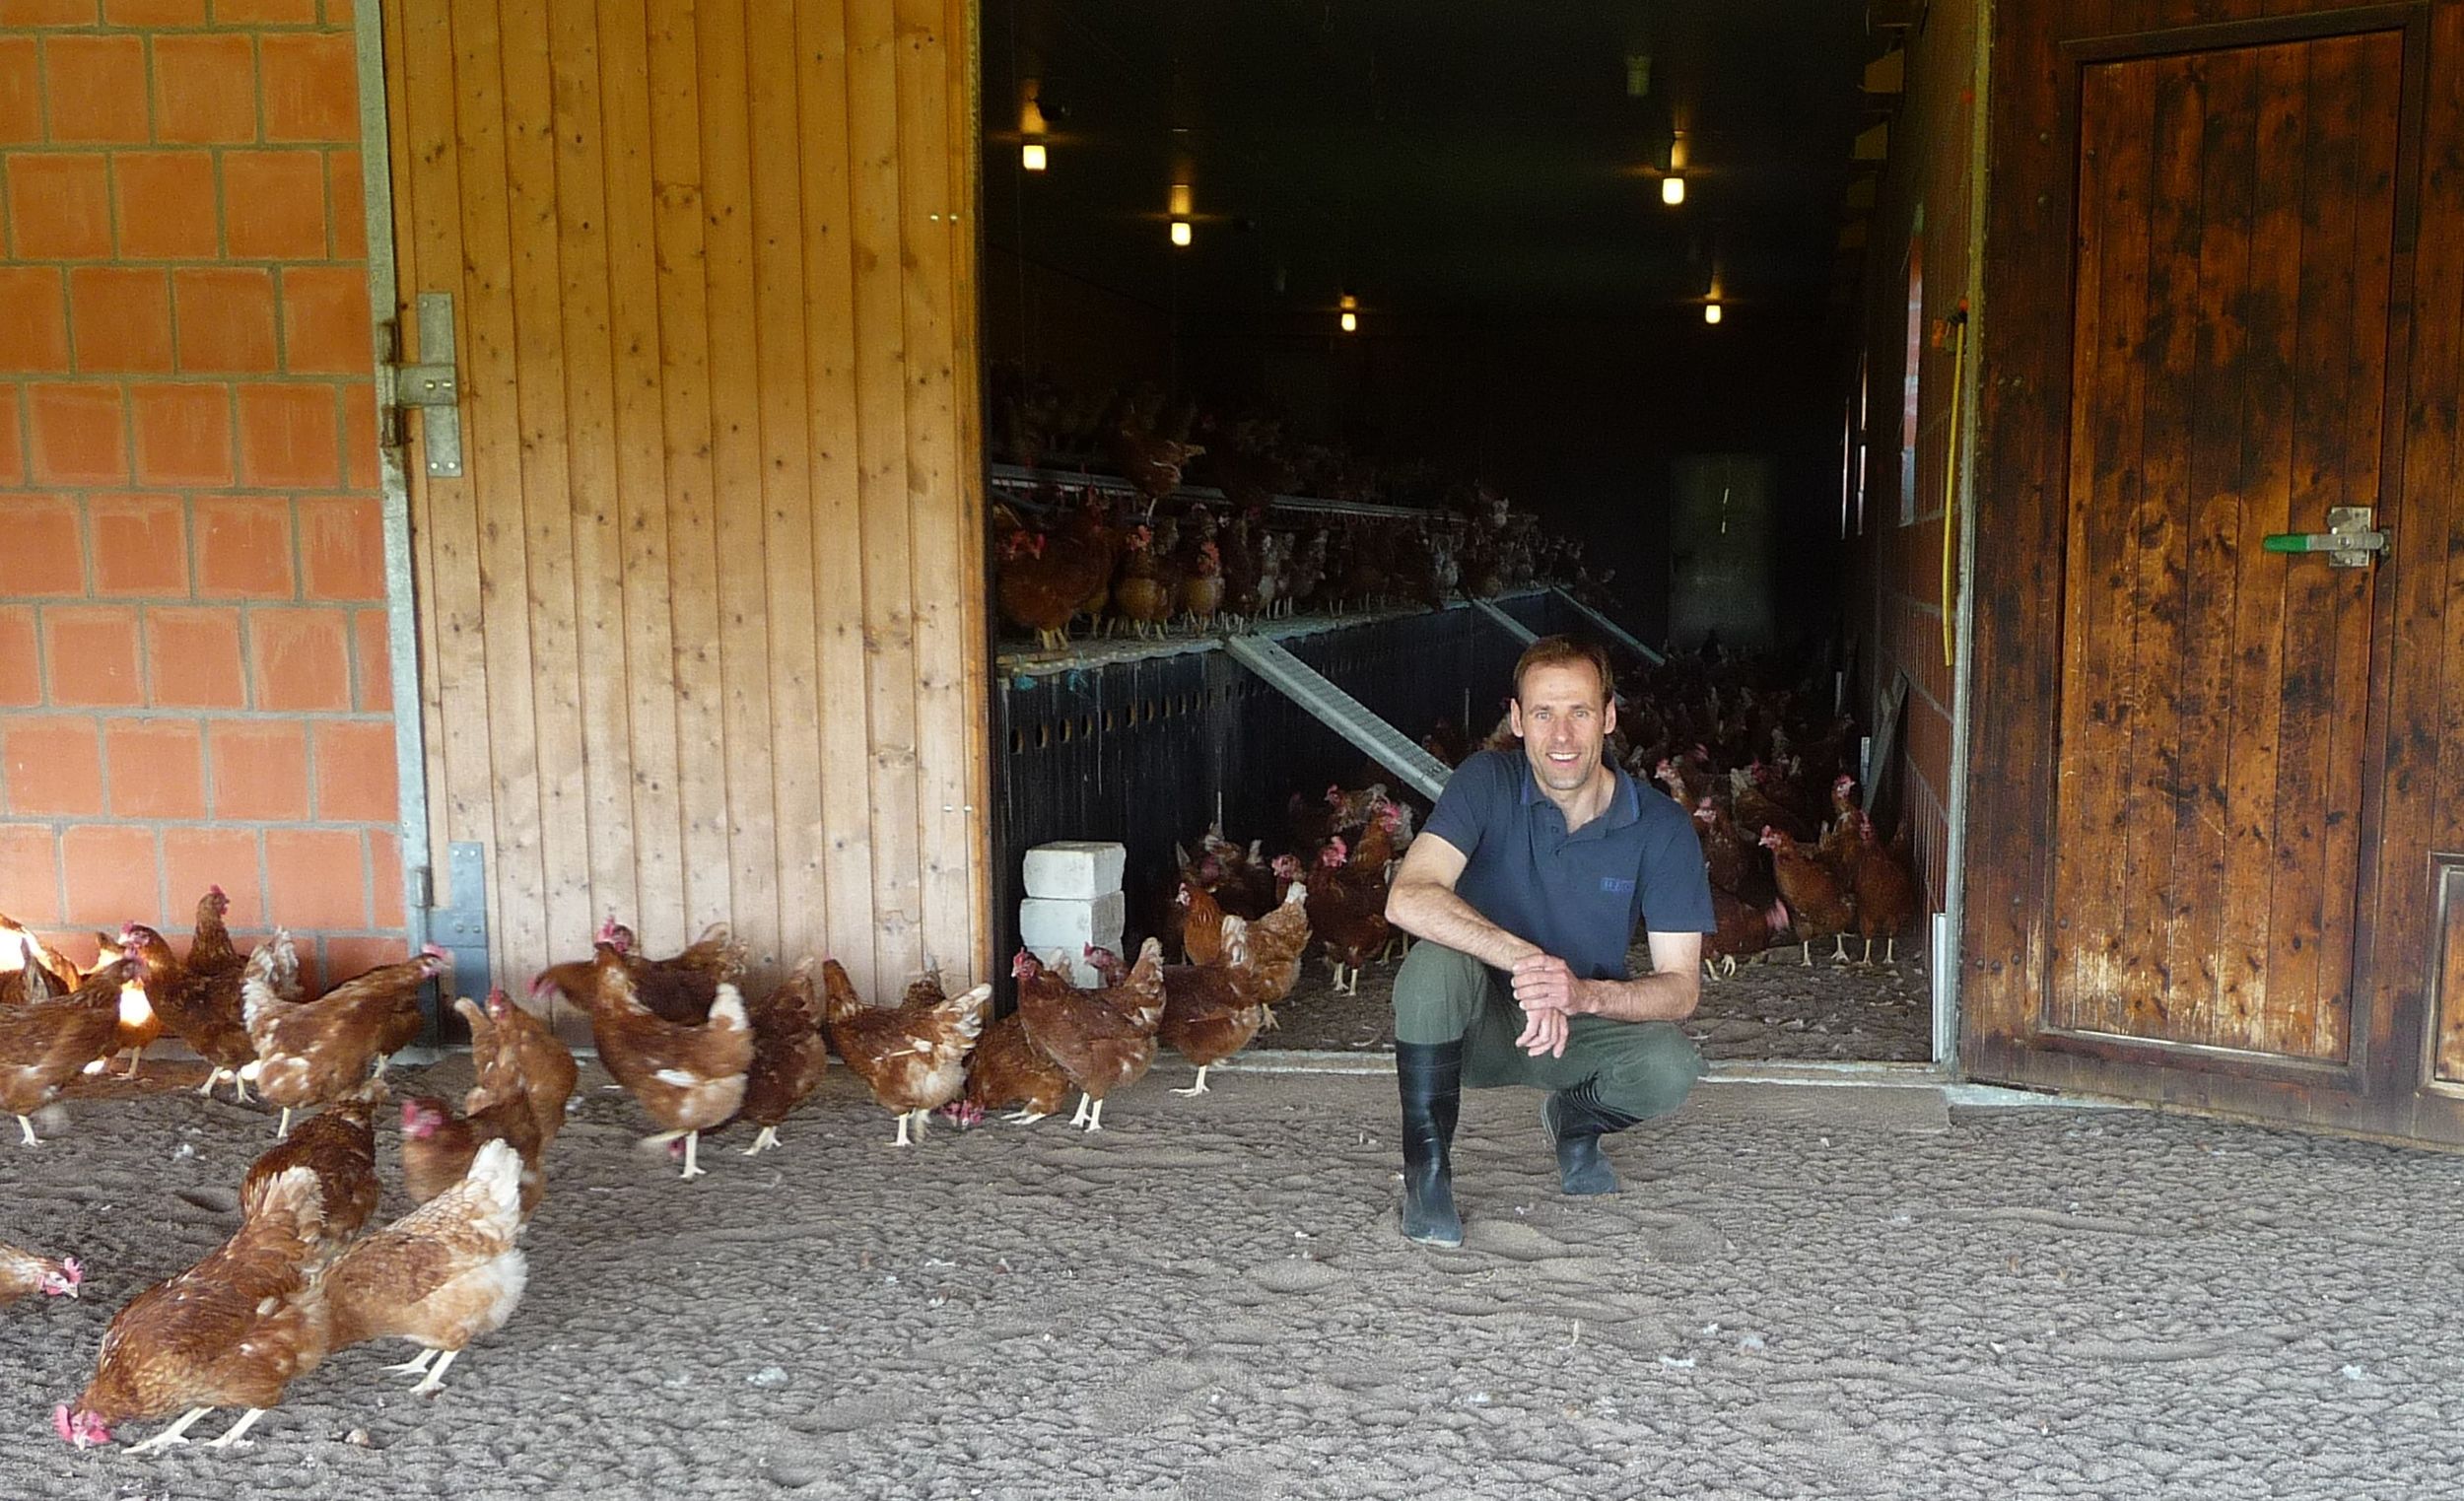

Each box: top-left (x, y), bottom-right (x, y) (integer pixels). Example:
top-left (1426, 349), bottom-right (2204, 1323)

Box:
top-left (1261, 941), bottom-right (1933, 1062)
top-left (3, 1059), bottom-right (2455, 1499)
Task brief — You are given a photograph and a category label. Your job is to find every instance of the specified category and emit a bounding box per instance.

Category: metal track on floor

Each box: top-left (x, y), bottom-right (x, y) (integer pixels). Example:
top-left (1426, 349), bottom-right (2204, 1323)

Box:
top-left (1221, 635), bottom-right (1454, 801)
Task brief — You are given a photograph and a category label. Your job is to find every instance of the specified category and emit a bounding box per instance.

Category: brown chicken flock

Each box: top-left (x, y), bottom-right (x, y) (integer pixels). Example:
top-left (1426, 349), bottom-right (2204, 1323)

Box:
top-left (990, 374), bottom-right (1616, 651)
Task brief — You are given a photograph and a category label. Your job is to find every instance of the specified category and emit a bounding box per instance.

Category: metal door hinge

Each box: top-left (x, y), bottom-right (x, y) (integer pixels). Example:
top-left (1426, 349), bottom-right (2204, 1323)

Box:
top-left (2263, 507), bottom-right (2386, 569)
top-left (377, 291), bottom-right (464, 479)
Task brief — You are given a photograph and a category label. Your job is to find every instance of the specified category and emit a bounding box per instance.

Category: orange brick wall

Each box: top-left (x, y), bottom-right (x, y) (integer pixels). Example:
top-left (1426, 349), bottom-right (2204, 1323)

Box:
top-left (1846, 0), bottom-right (1981, 917)
top-left (0, 0), bottom-right (403, 989)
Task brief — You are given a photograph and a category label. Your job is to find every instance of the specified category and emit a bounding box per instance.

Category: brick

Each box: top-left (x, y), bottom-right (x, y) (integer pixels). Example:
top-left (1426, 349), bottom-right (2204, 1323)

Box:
top-left (8, 154), bottom-right (112, 259)
top-left (260, 33), bottom-right (355, 143)
top-left (128, 381), bottom-right (232, 486)
top-left (299, 495), bottom-right (381, 600)
top-left (0, 825), bottom-right (61, 922)
top-left (193, 496), bottom-right (293, 598)
top-left (0, 0), bottom-right (98, 26)
top-left (206, 719), bottom-right (307, 819)
top-left (0, 493), bottom-right (83, 593)
top-left (44, 35), bottom-right (149, 145)
top-left (352, 606), bottom-right (389, 710)
top-left (152, 34), bottom-right (257, 146)
top-left (0, 37), bottom-right (39, 147)
top-left (281, 266), bottom-right (370, 374)
top-left (25, 382), bottom-right (123, 486)
top-left (312, 718), bottom-right (393, 821)
top-left (0, 608), bottom-right (36, 705)
top-left (173, 267), bottom-right (279, 374)
top-left (4, 716), bottom-right (103, 815)
top-left (0, 267), bottom-right (67, 373)
top-left (264, 826), bottom-right (365, 929)
top-left (329, 149), bottom-right (366, 256)
top-left (223, 151), bottom-right (326, 259)
top-left (106, 0), bottom-right (206, 21)
top-left (368, 829), bottom-right (399, 925)
top-left (68, 267), bottom-right (173, 375)
top-left (44, 606), bottom-right (142, 708)
top-left (237, 383), bottom-right (338, 487)
top-left (162, 826), bottom-right (259, 925)
top-left (104, 716), bottom-right (204, 818)
top-left (216, 0), bottom-right (317, 22)
top-left (0, 382), bottom-right (21, 483)
top-left (113, 152), bottom-right (220, 260)
top-left (89, 492), bottom-right (188, 595)
top-left (60, 824), bottom-right (157, 928)
top-left (144, 607), bottom-right (244, 707)
top-left (321, 936), bottom-right (408, 990)
top-left (340, 380), bottom-right (376, 489)
top-left (250, 607), bottom-right (349, 711)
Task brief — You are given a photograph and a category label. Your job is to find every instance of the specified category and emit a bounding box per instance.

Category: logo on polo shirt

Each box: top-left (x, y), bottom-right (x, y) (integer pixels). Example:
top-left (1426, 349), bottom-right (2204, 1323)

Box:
top-left (1599, 876), bottom-right (1635, 895)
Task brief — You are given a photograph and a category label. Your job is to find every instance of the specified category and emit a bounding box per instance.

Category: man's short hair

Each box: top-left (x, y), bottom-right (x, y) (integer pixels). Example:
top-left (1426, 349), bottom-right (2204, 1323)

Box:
top-left (1512, 636), bottom-right (1614, 706)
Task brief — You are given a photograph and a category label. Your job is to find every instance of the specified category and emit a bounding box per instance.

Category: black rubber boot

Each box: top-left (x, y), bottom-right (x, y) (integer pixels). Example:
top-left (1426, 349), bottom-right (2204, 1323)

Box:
top-left (1396, 1041), bottom-right (1464, 1247)
top-left (1543, 1080), bottom-right (1642, 1196)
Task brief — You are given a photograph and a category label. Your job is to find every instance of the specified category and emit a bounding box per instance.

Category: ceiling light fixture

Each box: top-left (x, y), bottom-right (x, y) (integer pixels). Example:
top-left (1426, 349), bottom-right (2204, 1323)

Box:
top-left (1704, 302), bottom-right (1723, 325)
top-left (1340, 310), bottom-right (1358, 332)
top-left (1170, 218), bottom-right (1193, 247)
top-left (1021, 141), bottom-right (1048, 171)
top-left (1662, 173), bottom-right (1685, 206)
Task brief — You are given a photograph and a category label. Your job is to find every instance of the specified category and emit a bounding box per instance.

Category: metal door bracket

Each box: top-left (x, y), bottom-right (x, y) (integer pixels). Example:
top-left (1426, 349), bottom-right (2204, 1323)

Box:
top-left (377, 291), bottom-right (464, 478)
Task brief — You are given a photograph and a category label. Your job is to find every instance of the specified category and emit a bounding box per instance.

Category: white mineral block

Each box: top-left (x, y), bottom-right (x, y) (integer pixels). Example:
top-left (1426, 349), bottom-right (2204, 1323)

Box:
top-left (1021, 841), bottom-right (1128, 900)
top-left (1034, 946), bottom-right (1107, 989)
top-left (1018, 892), bottom-right (1126, 952)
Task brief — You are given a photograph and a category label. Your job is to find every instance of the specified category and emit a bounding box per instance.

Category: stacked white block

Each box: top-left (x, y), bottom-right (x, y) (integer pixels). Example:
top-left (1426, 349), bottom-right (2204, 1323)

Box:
top-left (1021, 841), bottom-right (1127, 989)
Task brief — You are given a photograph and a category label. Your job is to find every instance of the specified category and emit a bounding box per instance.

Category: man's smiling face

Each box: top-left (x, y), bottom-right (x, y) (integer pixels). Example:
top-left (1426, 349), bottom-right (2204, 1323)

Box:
top-left (1510, 660), bottom-right (1614, 794)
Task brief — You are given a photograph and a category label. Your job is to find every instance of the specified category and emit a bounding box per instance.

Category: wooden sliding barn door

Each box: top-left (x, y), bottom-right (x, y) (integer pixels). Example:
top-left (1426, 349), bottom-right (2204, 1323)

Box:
top-left (1970, 1), bottom-right (2464, 1143)
top-left (379, 0), bottom-right (990, 1032)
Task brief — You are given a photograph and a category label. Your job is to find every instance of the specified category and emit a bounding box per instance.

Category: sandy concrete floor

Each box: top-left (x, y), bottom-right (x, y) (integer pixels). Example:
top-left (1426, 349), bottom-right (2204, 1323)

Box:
top-left (3, 1058), bottom-right (2456, 1500)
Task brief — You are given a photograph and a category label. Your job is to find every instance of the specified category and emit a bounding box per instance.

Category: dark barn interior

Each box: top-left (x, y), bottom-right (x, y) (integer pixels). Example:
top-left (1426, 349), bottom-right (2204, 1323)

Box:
top-left (979, 0), bottom-right (1934, 1060)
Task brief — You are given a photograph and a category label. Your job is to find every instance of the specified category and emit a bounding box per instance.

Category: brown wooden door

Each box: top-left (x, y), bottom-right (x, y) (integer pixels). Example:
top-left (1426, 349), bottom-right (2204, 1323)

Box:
top-left (1966, 2), bottom-right (2464, 1143)
top-left (378, 0), bottom-right (991, 1036)
top-left (2048, 28), bottom-right (2399, 1073)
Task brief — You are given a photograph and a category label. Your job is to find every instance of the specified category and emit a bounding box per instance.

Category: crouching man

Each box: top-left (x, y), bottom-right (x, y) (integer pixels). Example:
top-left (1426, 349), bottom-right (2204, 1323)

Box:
top-left (1382, 636), bottom-right (1714, 1246)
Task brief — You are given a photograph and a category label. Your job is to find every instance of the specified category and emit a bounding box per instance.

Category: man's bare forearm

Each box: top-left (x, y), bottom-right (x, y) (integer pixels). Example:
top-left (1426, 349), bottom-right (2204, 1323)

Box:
top-left (1575, 970), bottom-right (1700, 1024)
top-left (1387, 881), bottom-right (1542, 971)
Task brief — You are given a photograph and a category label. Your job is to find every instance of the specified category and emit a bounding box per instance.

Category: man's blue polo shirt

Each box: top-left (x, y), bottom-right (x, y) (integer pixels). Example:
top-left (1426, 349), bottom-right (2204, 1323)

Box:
top-left (1421, 748), bottom-right (1716, 981)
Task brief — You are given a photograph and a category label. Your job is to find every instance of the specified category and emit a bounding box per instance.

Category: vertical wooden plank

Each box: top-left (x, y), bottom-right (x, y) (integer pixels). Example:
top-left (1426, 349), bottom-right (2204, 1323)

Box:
top-left (848, 0), bottom-right (923, 992)
top-left (2237, 37), bottom-right (2306, 1055)
top-left (800, 0), bottom-right (878, 985)
top-left (2050, 57), bottom-right (2142, 1038)
top-left (398, 0), bottom-right (508, 977)
top-left (2323, 27), bottom-right (2401, 1068)
top-left (599, 0), bottom-right (688, 956)
top-left (646, 0), bottom-right (731, 940)
top-left (893, 0), bottom-right (969, 984)
top-left (748, 0), bottom-right (824, 972)
top-left (2214, 37), bottom-right (2304, 1054)
top-left (448, 0), bottom-right (551, 990)
top-left (695, 0), bottom-right (780, 968)
top-left (497, 0), bottom-right (592, 981)
top-left (550, 0), bottom-right (641, 1016)
top-left (2164, 45), bottom-right (2255, 1048)
top-left (2112, 50), bottom-right (2199, 1039)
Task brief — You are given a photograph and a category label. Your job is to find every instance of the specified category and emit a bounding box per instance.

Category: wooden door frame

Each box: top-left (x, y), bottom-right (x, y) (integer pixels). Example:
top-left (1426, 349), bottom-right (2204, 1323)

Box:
top-left (1963, 0), bottom-right (2450, 1138)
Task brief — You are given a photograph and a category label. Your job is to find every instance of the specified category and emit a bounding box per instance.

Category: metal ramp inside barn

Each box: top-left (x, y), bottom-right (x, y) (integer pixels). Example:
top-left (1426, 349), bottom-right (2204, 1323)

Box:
top-left (1221, 637), bottom-right (1453, 800)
